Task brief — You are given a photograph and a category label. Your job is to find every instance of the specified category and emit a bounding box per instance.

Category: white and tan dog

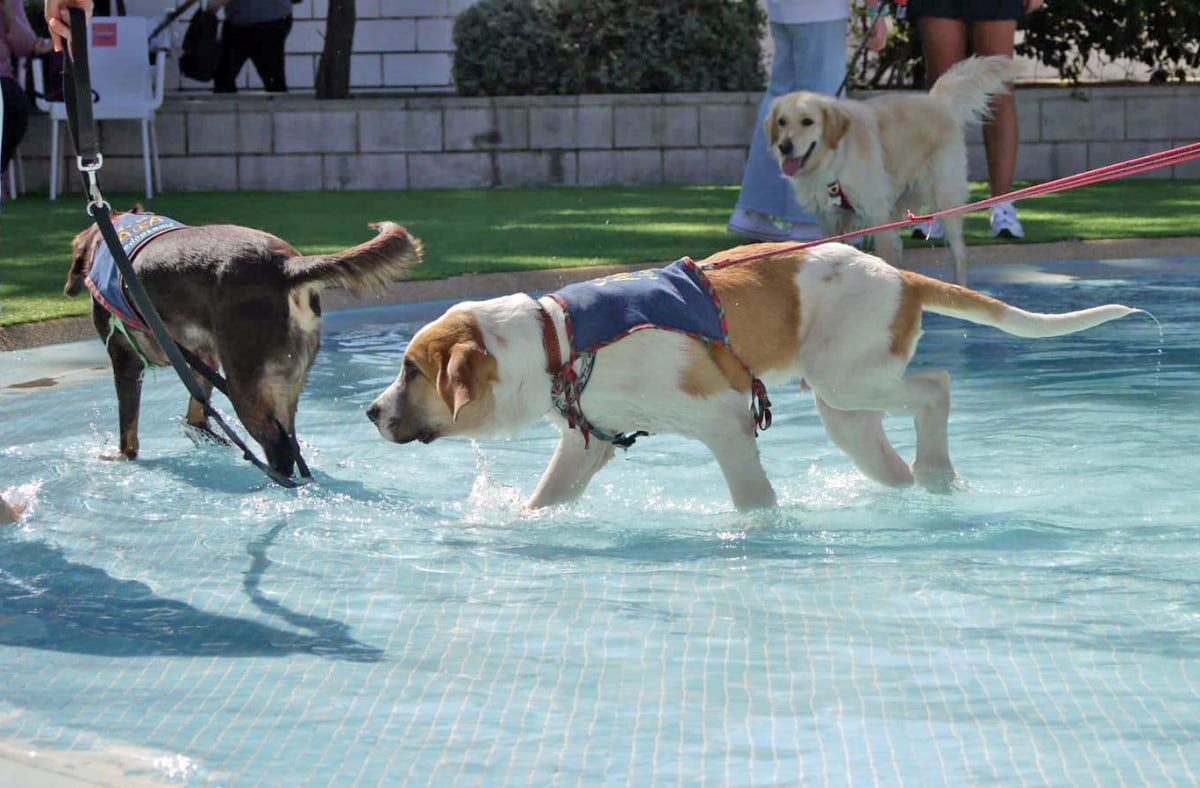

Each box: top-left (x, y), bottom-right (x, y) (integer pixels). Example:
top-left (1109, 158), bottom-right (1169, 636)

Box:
top-left (766, 55), bottom-right (1021, 285)
top-left (368, 242), bottom-right (1137, 512)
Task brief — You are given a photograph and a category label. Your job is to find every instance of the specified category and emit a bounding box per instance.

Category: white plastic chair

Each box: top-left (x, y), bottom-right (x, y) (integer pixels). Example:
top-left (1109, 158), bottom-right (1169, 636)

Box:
top-left (0, 69), bottom-right (13, 201)
top-left (32, 16), bottom-right (167, 200)
top-left (0, 83), bottom-right (6, 200)
top-left (6, 60), bottom-right (28, 200)
top-left (6, 153), bottom-right (22, 200)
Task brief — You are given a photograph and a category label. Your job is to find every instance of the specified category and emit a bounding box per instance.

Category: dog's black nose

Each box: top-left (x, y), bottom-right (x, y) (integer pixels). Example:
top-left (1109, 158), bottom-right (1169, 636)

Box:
top-left (366, 403), bottom-right (381, 424)
top-left (778, 140), bottom-right (794, 157)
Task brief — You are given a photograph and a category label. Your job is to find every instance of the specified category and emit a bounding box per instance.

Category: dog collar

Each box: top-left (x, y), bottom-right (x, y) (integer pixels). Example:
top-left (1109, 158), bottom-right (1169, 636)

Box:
top-left (536, 297), bottom-right (563, 376)
top-left (827, 180), bottom-right (854, 211)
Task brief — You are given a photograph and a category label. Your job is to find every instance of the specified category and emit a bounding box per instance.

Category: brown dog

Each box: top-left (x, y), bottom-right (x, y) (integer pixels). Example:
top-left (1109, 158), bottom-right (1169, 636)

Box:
top-left (65, 212), bottom-right (422, 477)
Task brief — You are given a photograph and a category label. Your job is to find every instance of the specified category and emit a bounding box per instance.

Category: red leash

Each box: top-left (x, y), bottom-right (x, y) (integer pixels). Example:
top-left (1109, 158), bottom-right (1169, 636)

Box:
top-left (705, 141), bottom-right (1200, 270)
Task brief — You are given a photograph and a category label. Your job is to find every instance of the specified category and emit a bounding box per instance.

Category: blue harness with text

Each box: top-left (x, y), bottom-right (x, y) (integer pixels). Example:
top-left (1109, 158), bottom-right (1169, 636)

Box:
top-left (86, 212), bottom-right (187, 332)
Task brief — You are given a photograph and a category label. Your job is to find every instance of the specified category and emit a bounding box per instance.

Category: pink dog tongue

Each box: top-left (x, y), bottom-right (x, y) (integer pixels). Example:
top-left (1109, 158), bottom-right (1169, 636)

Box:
top-left (781, 157), bottom-right (804, 177)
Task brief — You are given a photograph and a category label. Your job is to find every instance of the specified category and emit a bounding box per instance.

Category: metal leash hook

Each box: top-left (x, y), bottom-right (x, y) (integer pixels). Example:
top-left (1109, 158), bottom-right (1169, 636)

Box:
top-left (64, 10), bottom-right (101, 193)
top-left (61, 7), bottom-right (312, 488)
top-left (80, 157), bottom-right (107, 211)
top-left (63, 9), bottom-right (111, 215)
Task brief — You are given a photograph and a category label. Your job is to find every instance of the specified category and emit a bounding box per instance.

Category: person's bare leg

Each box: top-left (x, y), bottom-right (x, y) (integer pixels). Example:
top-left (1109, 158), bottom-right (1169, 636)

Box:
top-left (914, 17), bottom-right (969, 239)
top-left (972, 20), bottom-right (1019, 197)
top-left (918, 17), bottom-right (969, 84)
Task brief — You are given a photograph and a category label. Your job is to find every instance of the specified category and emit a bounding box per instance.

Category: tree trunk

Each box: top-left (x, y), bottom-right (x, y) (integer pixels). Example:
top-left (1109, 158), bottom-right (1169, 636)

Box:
top-left (315, 0), bottom-right (356, 99)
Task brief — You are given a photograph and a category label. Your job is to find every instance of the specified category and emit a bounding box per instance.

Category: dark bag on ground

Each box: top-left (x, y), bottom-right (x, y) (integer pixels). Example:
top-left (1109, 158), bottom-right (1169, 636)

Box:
top-left (179, 7), bottom-right (220, 82)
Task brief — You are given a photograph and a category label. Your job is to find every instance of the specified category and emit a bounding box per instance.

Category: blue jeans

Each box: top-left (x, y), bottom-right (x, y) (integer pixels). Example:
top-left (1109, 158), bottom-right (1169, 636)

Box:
top-left (734, 19), bottom-right (849, 224)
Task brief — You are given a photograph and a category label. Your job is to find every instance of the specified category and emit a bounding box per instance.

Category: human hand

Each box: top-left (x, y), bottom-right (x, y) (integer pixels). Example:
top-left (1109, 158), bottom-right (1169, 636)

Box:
top-left (866, 16), bottom-right (889, 52)
top-left (1024, 0), bottom-right (1045, 12)
top-left (45, 0), bottom-right (93, 52)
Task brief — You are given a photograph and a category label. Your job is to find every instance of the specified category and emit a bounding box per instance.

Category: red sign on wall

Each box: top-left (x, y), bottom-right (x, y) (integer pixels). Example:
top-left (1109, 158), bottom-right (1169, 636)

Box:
top-left (92, 22), bottom-right (118, 47)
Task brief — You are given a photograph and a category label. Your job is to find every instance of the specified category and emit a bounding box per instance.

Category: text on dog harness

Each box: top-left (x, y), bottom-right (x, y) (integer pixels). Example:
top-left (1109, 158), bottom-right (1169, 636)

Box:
top-left (86, 212), bottom-right (187, 332)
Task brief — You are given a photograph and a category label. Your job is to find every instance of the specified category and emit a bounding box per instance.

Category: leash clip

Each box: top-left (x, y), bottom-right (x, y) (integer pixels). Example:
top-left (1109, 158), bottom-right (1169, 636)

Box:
top-left (80, 166), bottom-right (110, 216)
top-left (77, 153), bottom-right (104, 173)
top-left (751, 377), bottom-right (773, 434)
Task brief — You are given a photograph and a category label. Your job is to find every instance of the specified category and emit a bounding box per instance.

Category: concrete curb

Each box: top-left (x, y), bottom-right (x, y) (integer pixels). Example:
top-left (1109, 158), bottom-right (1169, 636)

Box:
top-left (2, 236), bottom-right (1195, 353)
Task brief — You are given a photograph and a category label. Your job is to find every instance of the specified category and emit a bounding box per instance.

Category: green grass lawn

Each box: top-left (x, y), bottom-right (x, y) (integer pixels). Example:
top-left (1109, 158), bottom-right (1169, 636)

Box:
top-left (2, 180), bottom-right (1198, 327)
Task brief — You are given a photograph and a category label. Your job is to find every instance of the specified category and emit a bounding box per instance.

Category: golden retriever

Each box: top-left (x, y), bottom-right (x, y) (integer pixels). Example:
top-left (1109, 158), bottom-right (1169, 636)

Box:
top-left (766, 55), bottom-right (1021, 285)
top-left (367, 242), bottom-right (1136, 511)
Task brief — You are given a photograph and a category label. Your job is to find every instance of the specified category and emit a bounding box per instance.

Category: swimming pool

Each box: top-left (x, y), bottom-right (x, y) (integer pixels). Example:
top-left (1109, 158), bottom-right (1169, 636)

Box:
top-left (1, 257), bottom-right (1197, 784)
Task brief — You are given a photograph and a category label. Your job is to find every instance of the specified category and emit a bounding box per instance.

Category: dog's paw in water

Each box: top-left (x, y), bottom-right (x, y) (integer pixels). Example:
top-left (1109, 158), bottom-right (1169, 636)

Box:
top-left (0, 498), bottom-right (24, 525)
top-left (913, 462), bottom-right (959, 494)
top-left (184, 423), bottom-right (232, 448)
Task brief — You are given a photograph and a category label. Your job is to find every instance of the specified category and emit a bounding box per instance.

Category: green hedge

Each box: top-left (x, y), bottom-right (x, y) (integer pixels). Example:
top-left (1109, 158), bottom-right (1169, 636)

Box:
top-left (453, 1), bottom-right (1200, 96)
top-left (1021, 0), bottom-right (1200, 84)
top-left (453, 0), bottom-right (766, 96)
top-left (852, 0), bottom-right (1200, 89)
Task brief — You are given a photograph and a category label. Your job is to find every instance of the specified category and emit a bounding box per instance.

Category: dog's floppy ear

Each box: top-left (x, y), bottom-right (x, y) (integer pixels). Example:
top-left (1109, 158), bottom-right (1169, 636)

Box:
top-left (821, 104), bottom-right (850, 149)
top-left (436, 342), bottom-right (496, 422)
top-left (764, 98), bottom-right (783, 150)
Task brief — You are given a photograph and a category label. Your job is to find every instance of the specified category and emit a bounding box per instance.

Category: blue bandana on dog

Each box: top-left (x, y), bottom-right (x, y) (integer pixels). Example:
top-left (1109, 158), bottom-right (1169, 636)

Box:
top-left (85, 212), bottom-right (187, 332)
top-left (552, 258), bottom-right (728, 354)
top-left (547, 257), bottom-right (769, 446)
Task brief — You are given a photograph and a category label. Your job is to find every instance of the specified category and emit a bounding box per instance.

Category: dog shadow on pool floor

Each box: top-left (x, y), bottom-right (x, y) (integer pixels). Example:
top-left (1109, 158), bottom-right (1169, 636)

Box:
top-left (0, 531), bottom-right (383, 662)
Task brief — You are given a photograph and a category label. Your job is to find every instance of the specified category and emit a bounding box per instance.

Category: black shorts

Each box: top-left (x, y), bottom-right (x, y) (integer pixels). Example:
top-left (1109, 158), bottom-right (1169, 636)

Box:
top-left (904, 0), bottom-right (1025, 23)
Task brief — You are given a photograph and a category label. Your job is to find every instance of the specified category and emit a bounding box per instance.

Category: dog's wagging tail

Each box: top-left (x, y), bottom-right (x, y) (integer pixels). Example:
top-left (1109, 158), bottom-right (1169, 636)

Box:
top-left (281, 221), bottom-right (423, 293)
top-left (66, 215), bottom-right (422, 479)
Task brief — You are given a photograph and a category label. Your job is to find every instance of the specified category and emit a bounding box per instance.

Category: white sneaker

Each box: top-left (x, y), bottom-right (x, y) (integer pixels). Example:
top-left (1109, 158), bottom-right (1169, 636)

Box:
top-left (728, 209), bottom-right (789, 242)
top-left (990, 201), bottom-right (1024, 239)
top-left (910, 218), bottom-right (944, 240)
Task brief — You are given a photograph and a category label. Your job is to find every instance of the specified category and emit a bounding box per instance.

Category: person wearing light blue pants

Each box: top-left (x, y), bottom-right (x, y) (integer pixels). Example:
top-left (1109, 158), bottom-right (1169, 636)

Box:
top-left (729, 1), bottom-right (887, 242)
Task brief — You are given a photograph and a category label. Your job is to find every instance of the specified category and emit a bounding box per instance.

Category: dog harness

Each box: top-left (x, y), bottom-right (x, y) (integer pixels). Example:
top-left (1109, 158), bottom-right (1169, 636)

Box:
top-left (86, 212), bottom-right (187, 332)
top-left (539, 257), bottom-right (772, 448)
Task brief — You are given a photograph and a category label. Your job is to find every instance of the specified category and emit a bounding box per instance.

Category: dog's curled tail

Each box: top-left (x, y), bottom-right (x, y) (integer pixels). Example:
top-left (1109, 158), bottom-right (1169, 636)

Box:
top-left (284, 221), bottom-right (423, 293)
top-left (905, 271), bottom-right (1140, 338)
top-left (929, 55), bottom-right (1022, 128)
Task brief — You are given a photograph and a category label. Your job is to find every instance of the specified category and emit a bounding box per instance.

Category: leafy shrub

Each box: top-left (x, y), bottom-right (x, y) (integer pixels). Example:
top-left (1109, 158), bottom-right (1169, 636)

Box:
top-left (453, 0), bottom-right (765, 96)
top-left (850, 0), bottom-right (1200, 89)
top-left (452, 0), bottom-right (564, 96)
top-left (1020, 0), bottom-right (1200, 83)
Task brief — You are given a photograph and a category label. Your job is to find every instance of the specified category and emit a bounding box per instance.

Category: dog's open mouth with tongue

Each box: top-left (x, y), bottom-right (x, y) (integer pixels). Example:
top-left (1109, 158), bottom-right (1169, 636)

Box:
top-left (780, 140), bottom-right (817, 177)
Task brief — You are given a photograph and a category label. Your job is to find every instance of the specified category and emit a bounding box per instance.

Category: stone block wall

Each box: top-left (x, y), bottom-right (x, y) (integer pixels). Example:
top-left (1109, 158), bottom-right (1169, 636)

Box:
top-left (11, 85), bottom-right (1199, 196)
top-left (122, 0), bottom-right (473, 94)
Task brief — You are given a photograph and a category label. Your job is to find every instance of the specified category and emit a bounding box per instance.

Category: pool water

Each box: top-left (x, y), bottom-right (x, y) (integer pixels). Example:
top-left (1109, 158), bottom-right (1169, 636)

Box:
top-left (1, 258), bottom-right (1197, 784)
